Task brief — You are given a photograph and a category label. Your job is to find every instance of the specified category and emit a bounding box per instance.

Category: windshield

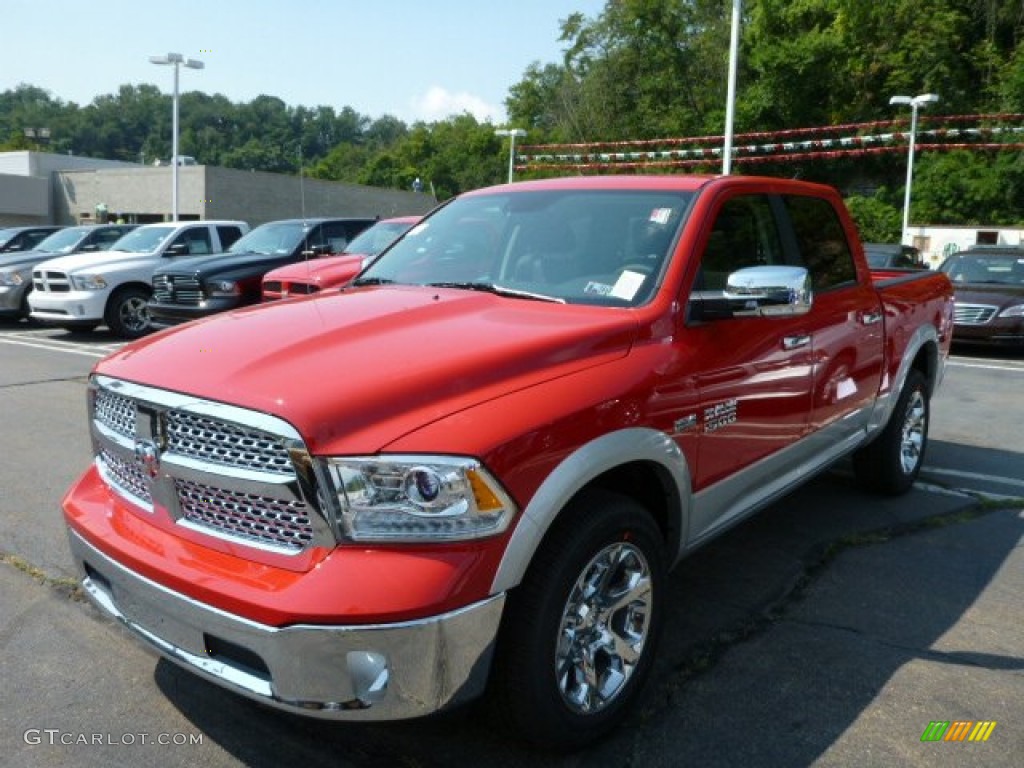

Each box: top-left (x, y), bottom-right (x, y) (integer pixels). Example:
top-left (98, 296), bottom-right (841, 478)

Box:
top-left (110, 226), bottom-right (175, 253)
top-left (0, 229), bottom-right (17, 248)
top-left (34, 226), bottom-right (90, 254)
top-left (345, 219), bottom-right (416, 257)
top-left (229, 221), bottom-right (307, 255)
top-left (940, 253), bottom-right (1024, 285)
top-left (355, 189), bottom-right (693, 306)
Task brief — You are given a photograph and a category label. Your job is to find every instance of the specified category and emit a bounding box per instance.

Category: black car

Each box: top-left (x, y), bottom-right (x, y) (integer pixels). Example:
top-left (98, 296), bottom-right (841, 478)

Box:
top-left (938, 246), bottom-right (1024, 347)
top-left (863, 243), bottom-right (925, 269)
top-left (147, 217), bottom-right (376, 328)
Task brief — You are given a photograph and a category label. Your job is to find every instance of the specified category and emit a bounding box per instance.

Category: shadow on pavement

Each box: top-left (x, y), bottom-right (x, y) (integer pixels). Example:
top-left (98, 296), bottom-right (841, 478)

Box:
top-left (154, 471), bottom-right (1021, 767)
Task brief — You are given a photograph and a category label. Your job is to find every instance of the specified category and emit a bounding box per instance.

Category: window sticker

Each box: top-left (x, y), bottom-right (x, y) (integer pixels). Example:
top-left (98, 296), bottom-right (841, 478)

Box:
top-left (584, 281), bottom-right (613, 296)
top-left (649, 208), bottom-right (672, 225)
top-left (610, 270), bottom-right (646, 300)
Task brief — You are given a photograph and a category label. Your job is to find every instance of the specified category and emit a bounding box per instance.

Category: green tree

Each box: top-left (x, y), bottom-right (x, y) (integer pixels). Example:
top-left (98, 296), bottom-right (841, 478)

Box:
top-left (844, 193), bottom-right (903, 242)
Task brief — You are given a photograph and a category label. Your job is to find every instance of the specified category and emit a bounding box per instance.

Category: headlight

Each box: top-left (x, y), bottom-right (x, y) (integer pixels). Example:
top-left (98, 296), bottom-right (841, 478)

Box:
top-left (323, 455), bottom-right (516, 542)
top-left (0, 270), bottom-right (22, 287)
top-left (998, 304), bottom-right (1024, 318)
top-left (71, 274), bottom-right (107, 290)
top-left (207, 280), bottom-right (240, 297)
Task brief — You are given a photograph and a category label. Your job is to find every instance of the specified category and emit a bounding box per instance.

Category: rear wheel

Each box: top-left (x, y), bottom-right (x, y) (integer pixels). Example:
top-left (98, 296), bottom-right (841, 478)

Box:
top-left (491, 489), bottom-right (665, 750)
top-left (105, 286), bottom-right (151, 339)
top-left (853, 368), bottom-right (929, 494)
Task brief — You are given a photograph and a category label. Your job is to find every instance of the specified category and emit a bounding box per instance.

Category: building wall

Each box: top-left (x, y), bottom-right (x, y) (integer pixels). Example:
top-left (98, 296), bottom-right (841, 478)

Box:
top-left (0, 174), bottom-right (49, 225)
top-left (56, 165), bottom-right (436, 226)
top-left (908, 225), bottom-right (1024, 267)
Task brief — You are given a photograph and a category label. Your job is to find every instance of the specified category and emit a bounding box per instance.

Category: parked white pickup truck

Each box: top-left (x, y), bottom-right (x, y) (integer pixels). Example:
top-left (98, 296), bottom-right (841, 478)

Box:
top-left (29, 220), bottom-right (248, 338)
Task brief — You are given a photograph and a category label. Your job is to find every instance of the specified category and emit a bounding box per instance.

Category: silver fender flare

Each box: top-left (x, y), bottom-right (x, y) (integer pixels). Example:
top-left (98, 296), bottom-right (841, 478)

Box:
top-left (865, 324), bottom-right (941, 438)
top-left (490, 427), bottom-right (691, 594)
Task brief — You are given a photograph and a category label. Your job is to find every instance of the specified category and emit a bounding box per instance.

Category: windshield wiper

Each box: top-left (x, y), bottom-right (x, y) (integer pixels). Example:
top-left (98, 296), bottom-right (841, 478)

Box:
top-left (426, 281), bottom-right (565, 303)
top-left (351, 276), bottom-right (396, 286)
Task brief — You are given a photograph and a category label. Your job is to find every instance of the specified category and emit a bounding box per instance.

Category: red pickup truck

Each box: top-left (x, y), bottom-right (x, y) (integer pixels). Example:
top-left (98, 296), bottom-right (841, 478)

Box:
top-left (64, 175), bottom-right (954, 749)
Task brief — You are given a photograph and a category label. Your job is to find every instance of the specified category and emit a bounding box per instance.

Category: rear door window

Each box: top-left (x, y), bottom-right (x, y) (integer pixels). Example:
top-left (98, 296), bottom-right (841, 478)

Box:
top-left (216, 226), bottom-right (244, 250)
top-left (782, 195), bottom-right (857, 291)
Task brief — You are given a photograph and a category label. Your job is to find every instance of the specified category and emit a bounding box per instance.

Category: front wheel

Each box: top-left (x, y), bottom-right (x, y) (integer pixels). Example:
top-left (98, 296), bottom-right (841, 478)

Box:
top-left (853, 368), bottom-right (929, 494)
top-left (490, 489), bottom-right (666, 750)
top-left (105, 286), bottom-right (152, 339)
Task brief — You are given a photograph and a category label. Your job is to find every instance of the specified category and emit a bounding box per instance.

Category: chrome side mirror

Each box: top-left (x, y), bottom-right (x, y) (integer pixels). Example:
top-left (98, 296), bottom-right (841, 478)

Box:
top-left (724, 266), bottom-right (812, 317)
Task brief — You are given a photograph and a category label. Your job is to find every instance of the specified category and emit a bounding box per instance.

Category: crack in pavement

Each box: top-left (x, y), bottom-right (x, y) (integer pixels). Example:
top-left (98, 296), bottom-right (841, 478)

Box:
top-left (0, 375), bottom-right (89, 390)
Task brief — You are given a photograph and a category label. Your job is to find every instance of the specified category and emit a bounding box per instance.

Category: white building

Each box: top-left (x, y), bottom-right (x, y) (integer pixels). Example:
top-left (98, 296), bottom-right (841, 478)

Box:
top-left (907, 225), bottom-right (1024, 267)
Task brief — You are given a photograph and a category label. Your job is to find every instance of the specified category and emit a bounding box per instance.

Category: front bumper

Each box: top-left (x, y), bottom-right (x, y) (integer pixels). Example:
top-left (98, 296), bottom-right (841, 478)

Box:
top-left (29, 288), bottom-right (107, 323)
top-left (952, 320), bottom-right (1024, 346)
top-left (0, 283), bottom-right (29, 315)
top-left (68, 528), bottom-right (505, 720)
top-left (148, 298), bottom-right (242, 328)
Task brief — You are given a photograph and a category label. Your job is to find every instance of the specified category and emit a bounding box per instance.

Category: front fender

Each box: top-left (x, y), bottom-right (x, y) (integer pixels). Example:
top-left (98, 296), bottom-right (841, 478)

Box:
top-left (489, 427), bottom-right (691, 594)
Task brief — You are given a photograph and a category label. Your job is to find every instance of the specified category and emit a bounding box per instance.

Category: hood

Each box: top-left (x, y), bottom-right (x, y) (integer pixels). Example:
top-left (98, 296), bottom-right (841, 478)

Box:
top-left (31, 250), bottom-right (154, 275)
top-left (97, 285), bottom-right (638, 454)
top-left (264, 253), bottom-right (366, 287)
top-left (953, 283), bottom-right (1024, 308)
top-left (0, 248), bottom-right (63, 270)
top-left (156, 250), bottom-right (298, 279)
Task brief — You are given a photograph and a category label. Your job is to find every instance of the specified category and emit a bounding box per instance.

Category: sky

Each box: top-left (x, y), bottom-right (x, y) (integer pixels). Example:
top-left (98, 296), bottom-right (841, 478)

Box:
top-left (2, 0), bottom-right (607, 125)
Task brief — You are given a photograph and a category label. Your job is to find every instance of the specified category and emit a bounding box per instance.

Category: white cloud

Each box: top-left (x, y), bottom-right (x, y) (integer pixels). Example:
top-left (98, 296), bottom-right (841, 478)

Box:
top-left (409, 86), bottom-right (504, 123)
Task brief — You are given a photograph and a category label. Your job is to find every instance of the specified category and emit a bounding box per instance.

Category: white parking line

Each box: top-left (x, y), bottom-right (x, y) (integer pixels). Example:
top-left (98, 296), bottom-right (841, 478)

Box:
top-left (0, 335), bottom-right (111, 360)
top-left (947, 359), bottom-right (1024, 373)
top-left (922, 466), bottom-right (1024, 491)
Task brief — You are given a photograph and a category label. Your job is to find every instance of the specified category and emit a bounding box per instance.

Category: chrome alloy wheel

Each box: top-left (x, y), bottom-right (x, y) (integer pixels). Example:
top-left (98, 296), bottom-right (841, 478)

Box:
top-left (555, 541), bottom-right (653, 714)
top-left (899, 389), bottom-right (927, 475)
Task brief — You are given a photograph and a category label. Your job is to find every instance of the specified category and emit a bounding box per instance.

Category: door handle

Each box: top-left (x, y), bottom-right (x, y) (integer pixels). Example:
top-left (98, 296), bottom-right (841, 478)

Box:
top-left (860, 311), bottom-right (883, 326)
top-left (782, 334), bottom-right (811, 350)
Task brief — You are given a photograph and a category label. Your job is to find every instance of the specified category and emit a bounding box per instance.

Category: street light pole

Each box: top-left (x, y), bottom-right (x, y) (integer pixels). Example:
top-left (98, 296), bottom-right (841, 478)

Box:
top-left (889, 92), bottom-right (939, 246)
top-left (722, 0), bottom-right (742, 175)
top-left (494, 128), bottom-right (527, 184)
top-left (150, 52), bottom-right (204, 221)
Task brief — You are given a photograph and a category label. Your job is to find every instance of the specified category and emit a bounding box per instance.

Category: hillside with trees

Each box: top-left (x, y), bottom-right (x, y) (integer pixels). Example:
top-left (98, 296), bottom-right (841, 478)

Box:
top-left (3, 0), bottom-right (1024, 236)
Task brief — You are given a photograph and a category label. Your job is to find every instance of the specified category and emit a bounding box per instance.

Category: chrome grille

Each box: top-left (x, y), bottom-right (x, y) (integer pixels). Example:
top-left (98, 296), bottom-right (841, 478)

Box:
top-left (954, 303), bottom-right (997, 325)
top-left (176, 479), bottom-right (313, 551)
top-left (152, 274), bottom-right (203, 305)
top-left (89, 376), bottom-right (329, 555)
top-left (99, 448), bottom-right (152, 505)
top-left (94, 388), bottom-right (136, 438)
top-left (32, 270), bottom-right (71, 293)
top-left (166, 411), bottom-right (293, 475)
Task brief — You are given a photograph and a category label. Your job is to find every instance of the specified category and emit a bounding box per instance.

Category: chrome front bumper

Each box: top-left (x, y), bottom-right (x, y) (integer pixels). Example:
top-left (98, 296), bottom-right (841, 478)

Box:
top-left (68, 529), bottom-right (505, 720)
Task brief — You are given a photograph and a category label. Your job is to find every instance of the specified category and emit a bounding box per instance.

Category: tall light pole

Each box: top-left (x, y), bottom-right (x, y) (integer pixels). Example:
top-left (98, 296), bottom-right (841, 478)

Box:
top-left (495, 128), bottom-right (527, 184)
top-left (722, 0), bottom-right (742, 175)
top-left (150, 52), bottom-right (204, 221)
top-left (890, 92), bottom-right (939, 245)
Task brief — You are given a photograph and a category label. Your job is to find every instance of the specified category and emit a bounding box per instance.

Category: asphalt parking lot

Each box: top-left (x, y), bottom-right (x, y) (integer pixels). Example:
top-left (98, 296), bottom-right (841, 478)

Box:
top-left (1, 324), bottom-right (1022, 767)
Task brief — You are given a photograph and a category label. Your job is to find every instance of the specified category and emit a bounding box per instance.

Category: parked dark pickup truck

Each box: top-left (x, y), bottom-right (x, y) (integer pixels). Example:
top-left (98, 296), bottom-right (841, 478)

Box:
top-left (147, 217), bottom-right (376, 327)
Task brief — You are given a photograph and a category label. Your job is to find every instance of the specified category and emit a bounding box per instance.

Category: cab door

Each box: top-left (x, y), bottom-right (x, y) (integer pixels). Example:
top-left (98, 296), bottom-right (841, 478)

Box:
top-left (778, 193), bottom-right (884, 442)
top-left (681, 193), bottom-right (815, 543)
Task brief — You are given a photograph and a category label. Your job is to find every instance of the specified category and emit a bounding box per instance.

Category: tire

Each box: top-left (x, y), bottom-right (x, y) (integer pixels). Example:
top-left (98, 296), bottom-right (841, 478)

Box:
top-left (490, 489), bottom-right (666, 750)
top-left (853, 368), bottom-right (929, 495)
top-left (105, 286), bottom-right (152, 339)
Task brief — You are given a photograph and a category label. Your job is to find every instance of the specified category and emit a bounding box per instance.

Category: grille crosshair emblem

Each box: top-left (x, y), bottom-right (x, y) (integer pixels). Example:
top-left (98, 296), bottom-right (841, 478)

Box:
top-left (133, 439), bottom-right (161, 478)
